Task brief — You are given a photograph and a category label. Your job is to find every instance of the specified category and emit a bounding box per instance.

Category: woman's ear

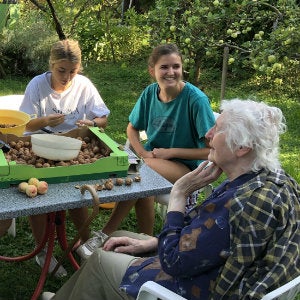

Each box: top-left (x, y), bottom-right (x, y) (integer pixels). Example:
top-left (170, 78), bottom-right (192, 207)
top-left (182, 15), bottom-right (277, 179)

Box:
top-left (236, 146), bottom-right (252, 157)
top-left (148, 66), bottom-right (155, 78)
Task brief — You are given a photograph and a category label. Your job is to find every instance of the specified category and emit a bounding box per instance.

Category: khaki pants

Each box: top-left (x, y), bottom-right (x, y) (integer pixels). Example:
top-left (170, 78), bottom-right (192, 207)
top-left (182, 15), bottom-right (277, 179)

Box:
top-left (53, 230), bottom-right (151, 300)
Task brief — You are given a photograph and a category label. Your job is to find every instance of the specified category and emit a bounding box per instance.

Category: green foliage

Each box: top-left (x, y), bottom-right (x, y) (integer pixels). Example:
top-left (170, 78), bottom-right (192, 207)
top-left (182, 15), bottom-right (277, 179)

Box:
top-left (0, 4), bottom-right (10, 32)
top-left (73, 6), bottom-right (151, 62)
top-left (1, 0), bottom-right (300, 96)
top-left (145, 0), bottom-right (300, 95)
top-left (1, 2), bottom-right (57, 76)
top-left (83, 59), bottom-right (150, 144)
top-left (0, 1), bottom-right (151, 75)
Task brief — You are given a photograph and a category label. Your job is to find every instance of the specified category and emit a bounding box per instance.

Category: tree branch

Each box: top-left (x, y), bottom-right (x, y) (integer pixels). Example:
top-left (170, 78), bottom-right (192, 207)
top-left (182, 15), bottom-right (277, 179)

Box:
top-left (70, 0), bottom-right (91, 34)
top-left (45, 0), bottom-right (66, 40)
top-left (251, 1), bottom-right (283, 30)
top-left (28, 0), bottom-right (47, 12)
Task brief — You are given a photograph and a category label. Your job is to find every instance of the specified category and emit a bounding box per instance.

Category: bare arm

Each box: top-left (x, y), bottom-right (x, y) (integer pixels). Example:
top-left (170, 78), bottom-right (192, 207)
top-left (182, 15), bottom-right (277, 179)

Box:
top-left (127, 123), bottom-right (153, 158)
top-left (77, 116), bottom-right (108, 129)
top-left (152, 146), bottom-right (210, 161)
top-left (127, 123), bottom-right (210, 160)
top-left (25, 114), bottom-right (65, 132)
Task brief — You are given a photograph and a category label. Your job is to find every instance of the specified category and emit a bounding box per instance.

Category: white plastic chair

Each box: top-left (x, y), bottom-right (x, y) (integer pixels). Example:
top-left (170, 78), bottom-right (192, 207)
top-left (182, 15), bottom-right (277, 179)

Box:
top-left (0, 94), bottom-right (24, 110)
top-left (137, 275), bottom-right (300, 300)
top-left (261, 275), bottom-right (300, 300)
top-left (136, 281), bottom-right (187, 300)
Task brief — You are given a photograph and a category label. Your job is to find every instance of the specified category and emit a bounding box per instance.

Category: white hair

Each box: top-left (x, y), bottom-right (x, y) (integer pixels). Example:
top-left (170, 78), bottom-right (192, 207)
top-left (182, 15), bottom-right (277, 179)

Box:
top-left (220, 99), bottom-right (286, 172)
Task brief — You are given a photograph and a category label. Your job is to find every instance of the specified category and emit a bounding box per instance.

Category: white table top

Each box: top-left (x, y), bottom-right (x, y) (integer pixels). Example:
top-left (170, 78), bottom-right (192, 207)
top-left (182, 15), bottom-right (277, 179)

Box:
top-left (0, 163), bottom-right (172, 220)
top-left (0, 95), bottom-right (173, 219)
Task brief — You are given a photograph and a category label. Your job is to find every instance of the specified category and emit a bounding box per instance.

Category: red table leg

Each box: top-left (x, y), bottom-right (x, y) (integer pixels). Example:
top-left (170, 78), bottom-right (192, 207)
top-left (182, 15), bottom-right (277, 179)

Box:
top-left (55, 211), bottom-right (80, 270)
top-left (31, 213), bottom-right (57, 300)
top-left (1, 185), bottom-right (100, 300)
top-left (0, 213), bottom-right (55, 262)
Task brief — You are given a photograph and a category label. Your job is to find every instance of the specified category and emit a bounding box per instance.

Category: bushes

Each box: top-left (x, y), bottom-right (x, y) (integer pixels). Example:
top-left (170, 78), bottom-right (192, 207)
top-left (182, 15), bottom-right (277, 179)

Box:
top-left (1, 3), bottom-right (57, 76)
top-left (0, 1), bottom-right (299, 97)
top-left (145, 0), bottom-right (300, 96)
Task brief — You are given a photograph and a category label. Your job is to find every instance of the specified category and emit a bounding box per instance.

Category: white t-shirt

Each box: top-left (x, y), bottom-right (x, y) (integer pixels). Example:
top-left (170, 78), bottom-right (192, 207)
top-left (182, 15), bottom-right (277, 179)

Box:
top-left (20, 72), bottom-right (110, 133)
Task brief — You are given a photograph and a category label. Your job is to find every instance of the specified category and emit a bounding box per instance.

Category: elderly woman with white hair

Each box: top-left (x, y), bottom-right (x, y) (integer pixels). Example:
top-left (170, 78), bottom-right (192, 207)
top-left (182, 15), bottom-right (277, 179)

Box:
top-left (42, 99), bottom-right (300, 300)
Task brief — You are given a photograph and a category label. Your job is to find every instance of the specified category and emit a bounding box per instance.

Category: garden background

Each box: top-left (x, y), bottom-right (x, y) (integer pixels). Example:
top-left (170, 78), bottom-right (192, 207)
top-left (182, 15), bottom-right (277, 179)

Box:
top-left (0, 1), bottom-right (299, 299)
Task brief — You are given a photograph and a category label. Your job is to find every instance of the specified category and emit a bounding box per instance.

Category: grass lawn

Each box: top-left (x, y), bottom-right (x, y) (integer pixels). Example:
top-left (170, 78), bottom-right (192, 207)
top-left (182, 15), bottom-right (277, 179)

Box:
top-left (0, 60), bottom-right (299, 299)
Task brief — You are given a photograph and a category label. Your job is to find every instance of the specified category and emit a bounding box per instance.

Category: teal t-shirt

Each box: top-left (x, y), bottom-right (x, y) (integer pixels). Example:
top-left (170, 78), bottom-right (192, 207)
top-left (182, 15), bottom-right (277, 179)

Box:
top-left (129, 82), bottom-right (215, 170)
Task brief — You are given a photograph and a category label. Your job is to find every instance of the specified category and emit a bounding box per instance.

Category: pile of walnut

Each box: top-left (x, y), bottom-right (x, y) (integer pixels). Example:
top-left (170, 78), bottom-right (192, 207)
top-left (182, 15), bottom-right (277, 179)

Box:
top-left (77, 176), bottom-right (141, 191)
top-left (4, 136), bottom-right (111, 167)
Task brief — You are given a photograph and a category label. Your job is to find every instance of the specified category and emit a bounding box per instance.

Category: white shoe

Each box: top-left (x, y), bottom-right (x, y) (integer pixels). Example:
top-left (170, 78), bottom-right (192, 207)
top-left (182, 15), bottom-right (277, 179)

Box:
top-left (41, 292), bottom-right (55, 299)
top-left (76, 230), bottom-right (108, 260)
top-left (35, 248), bottom-right (67, 277)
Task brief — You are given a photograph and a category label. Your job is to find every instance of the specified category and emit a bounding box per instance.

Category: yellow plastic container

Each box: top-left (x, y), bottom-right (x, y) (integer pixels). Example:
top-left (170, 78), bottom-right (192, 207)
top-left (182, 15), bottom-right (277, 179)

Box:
top-left (99, 202), bottom-right (116, 209)
top-left (0, 109), bottom-right (31, 136)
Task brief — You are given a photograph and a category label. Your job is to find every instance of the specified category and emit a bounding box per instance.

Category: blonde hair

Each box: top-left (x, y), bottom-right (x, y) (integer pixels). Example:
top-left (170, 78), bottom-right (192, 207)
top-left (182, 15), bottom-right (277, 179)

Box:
top-left (49, 39), bottom-right (82, 71)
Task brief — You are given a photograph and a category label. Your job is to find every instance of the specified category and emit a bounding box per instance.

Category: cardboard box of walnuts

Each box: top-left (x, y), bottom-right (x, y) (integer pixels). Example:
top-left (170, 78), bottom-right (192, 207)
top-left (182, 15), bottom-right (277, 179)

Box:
top-left (0, 127), bottom-right (129, 188)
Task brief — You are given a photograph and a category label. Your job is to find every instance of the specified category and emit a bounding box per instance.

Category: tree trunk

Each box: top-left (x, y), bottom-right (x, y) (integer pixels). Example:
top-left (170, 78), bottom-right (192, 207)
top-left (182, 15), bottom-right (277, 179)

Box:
top-left (45, 0), bottom-right (66, 40)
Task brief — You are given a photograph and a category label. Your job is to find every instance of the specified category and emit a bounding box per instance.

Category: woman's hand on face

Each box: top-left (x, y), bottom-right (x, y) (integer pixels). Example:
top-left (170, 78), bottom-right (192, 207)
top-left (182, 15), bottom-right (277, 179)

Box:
top-left (102, 236), bottom-right (158, 255)
top-left (46, 114), bottom-right (65, 127)
top-left (168, 161), bottom-right (223, 212)
top-left (173, 161), bottom-right (223, 199)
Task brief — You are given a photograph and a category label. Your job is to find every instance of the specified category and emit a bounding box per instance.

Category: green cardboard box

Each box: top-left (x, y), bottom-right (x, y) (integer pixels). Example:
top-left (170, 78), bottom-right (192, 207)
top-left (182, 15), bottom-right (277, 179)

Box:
top-left (0, 127), bottom-right (129, 188)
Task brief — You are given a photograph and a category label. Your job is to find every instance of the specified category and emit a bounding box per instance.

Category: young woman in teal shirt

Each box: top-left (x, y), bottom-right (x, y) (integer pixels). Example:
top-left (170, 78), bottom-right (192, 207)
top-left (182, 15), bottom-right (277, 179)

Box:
top-left (76, 43), bottom-right (215, 259)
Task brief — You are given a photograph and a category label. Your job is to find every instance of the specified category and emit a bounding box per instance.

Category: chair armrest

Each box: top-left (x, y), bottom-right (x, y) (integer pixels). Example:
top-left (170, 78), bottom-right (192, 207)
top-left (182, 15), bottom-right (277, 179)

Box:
top-left (261, 275), bottom-right (300, 300)
top-left (136, 281), bottom-right (187, 300)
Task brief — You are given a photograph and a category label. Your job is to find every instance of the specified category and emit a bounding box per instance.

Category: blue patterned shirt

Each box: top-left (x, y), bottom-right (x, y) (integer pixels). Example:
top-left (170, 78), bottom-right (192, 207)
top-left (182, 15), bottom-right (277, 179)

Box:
top-left (120, 173), bottom-right (257, 299)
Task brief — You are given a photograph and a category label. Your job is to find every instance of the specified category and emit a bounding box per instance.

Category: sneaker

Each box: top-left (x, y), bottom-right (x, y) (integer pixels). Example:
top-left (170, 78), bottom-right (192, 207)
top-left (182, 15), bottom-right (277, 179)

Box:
top-left (76, 230), bottom-right (108, 260)
top-left (35, 248), bottom-right (67, 277)
top-left (41, 292), bottom-right (55, 300)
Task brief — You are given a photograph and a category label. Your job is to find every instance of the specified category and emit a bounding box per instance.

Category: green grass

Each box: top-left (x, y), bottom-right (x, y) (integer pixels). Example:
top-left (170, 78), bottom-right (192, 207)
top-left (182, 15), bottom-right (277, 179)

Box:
top-left (0, 60), bottom-right (299, 299)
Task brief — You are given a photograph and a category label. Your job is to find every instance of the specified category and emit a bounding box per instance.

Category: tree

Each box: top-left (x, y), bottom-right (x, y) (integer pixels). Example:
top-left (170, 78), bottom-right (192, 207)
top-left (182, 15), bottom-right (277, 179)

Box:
top-left (146, 0), bottom-right (300, 96)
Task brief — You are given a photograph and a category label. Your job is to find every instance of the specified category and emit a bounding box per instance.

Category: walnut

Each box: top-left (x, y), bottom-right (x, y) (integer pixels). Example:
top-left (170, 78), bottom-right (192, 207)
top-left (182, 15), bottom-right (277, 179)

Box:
top-left (125, 177), bottom-right (133, 186)
top-left (115, 178), bottom-right (124, 186)
top-left (104, 180), bottom-right (114, 190)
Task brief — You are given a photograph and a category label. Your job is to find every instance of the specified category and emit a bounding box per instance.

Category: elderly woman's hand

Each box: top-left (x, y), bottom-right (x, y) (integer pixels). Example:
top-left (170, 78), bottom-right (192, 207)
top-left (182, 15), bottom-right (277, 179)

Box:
top-left (102, 236), bottom-right (158, 255)
top-left (168, 161), bottom-right (223, 212)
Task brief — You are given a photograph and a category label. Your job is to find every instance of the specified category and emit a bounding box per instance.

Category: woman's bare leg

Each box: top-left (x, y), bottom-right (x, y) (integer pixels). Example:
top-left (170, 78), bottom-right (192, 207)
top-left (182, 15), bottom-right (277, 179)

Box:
top-left (68, 207), bottom-right (90, 242)
top-left (102, 200), bottom-right (137, 235)
top-left (135, 196), bottom-right (155, 235)
top-left (144, 158), bottom-right (191, 184)
top-left (0, 219), bottom-right (12, 237)
top-left (29, 214), bottom-right (47, 245)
